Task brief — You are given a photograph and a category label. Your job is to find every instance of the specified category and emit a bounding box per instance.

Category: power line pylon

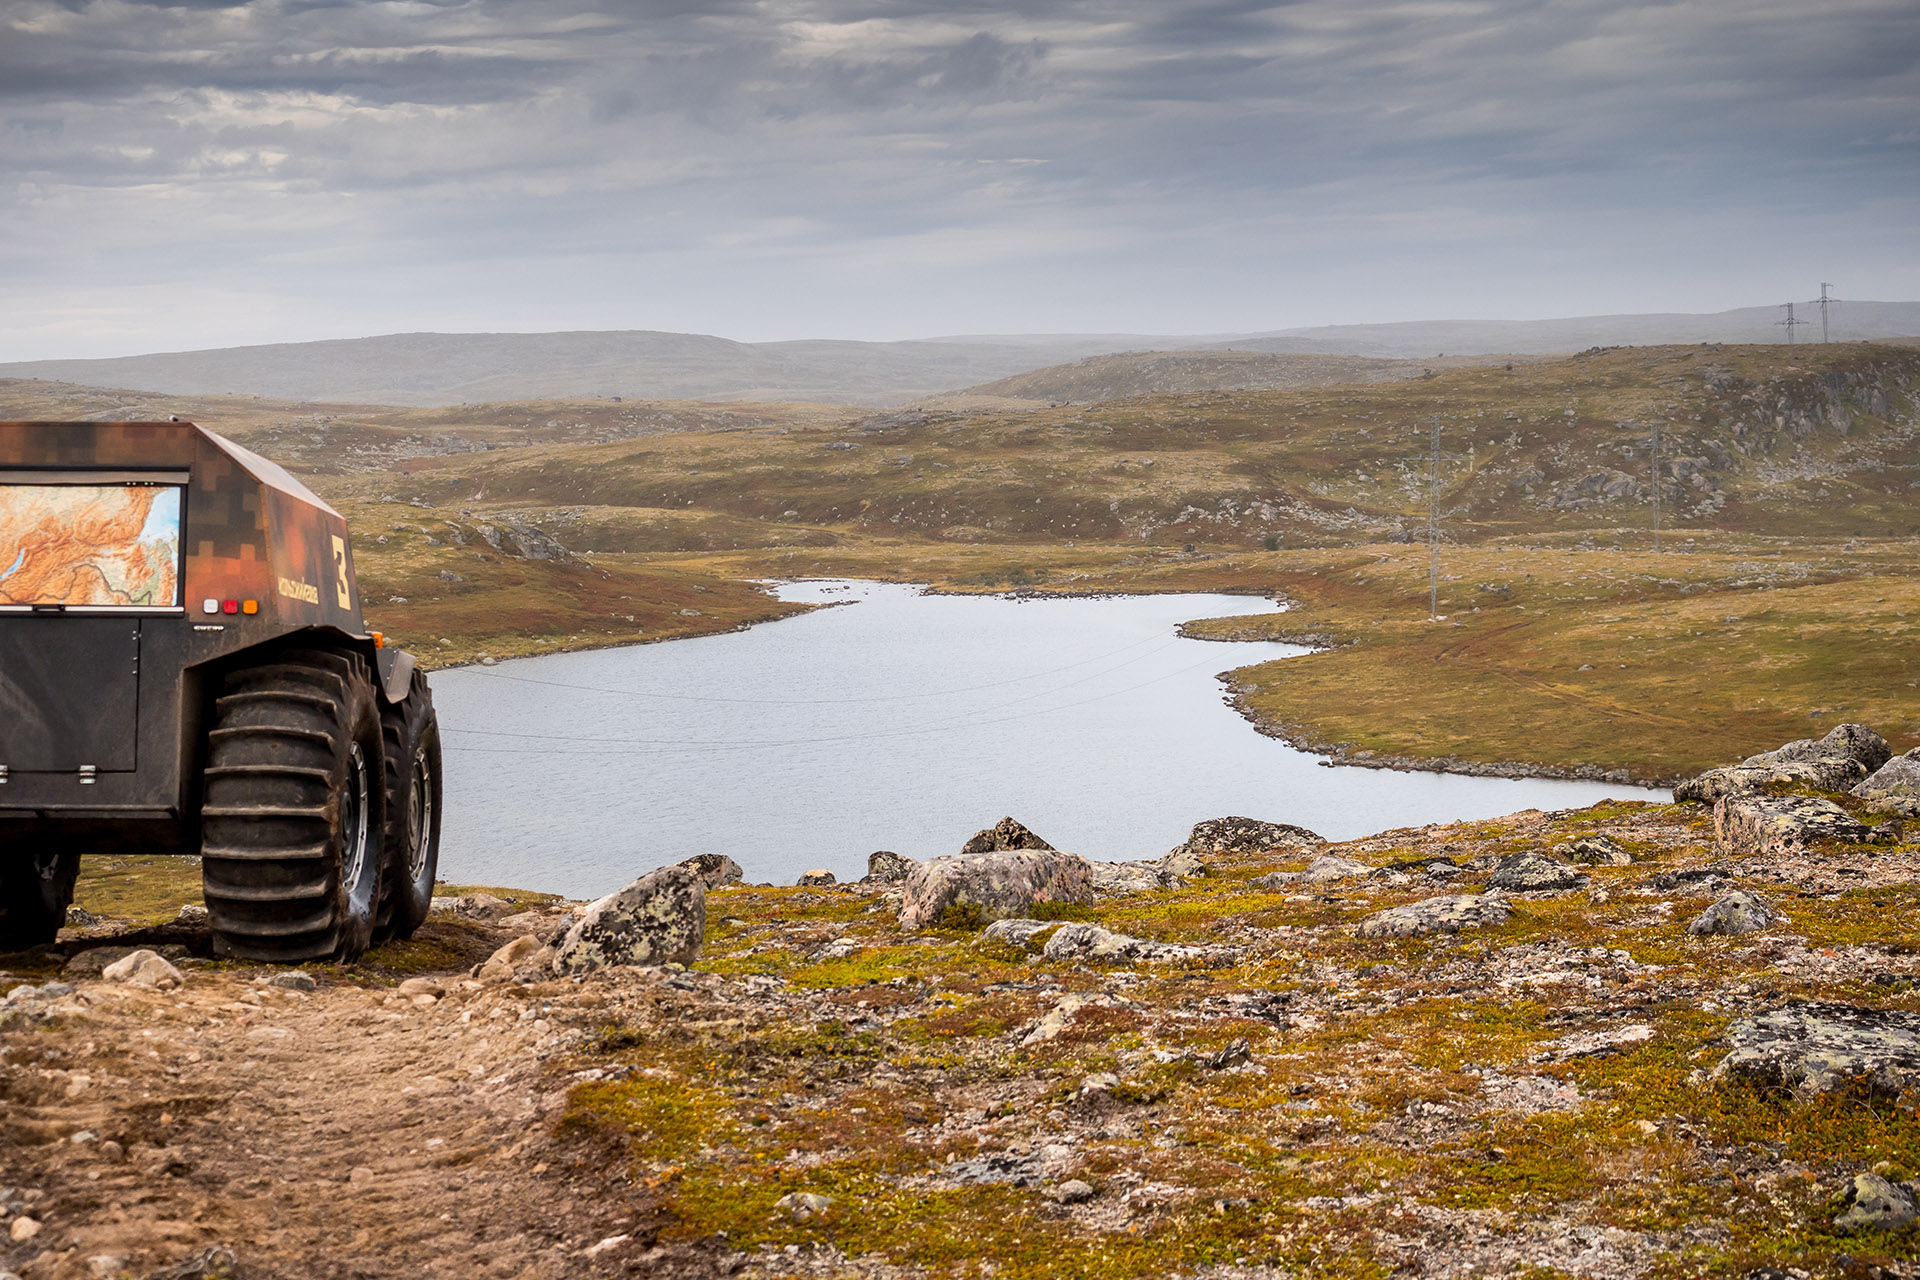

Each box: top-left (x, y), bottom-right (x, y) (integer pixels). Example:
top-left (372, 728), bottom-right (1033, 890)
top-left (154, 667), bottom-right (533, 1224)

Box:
top-left (1777, 302), bottom-right (1809, 346)
top-left (1817, 283), bottom-right (1838, 343)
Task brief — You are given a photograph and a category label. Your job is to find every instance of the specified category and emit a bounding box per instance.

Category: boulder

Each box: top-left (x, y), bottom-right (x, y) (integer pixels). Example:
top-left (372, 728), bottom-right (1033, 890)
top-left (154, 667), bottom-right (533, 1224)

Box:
top-left (1087, 861), bottom-right (1177, 895)
top-left (1487, 851), bottom-right (1586, 893)
top-left (1852, 747), bottom-right (1920, 815)
top-left (981, 918), bottom-right (1056, 950)
top-left (1675, 723), bottom-right (1890, 803)
top-left (1157, 847), bottom-right (1208, 880)
top-left (1040, 922), bottom-right (1228, 966)
top-left (1687, 890), bottom-right (1784, 937)
top-left (1301, 855), bottom-right (1373, 885)
top-left (1712, 1002), bottom-right (1920, 1100)
top-left (677, 854), bottom-right (743, 889)
top-left (1357, 894), bottom-right (1511, 939)
top-left (796, 869), bottom-right (837, 887)
top-left (1172, 816), bottom-right (1322, 858)
top-left (1713, 794), bottom-right (1875, 856)
top-left (551, 865), bottom-right (705, 973)
top-left (1834, 1172), bottom-right (1920, 1233)
top-left (101, 949), bottom-right (184, 990)
top-left (959, 817), bottom-right (1055, 855)
top-left (1556, 835), bottom-right (1632, 866)
top-left (64, 944), bottom-right (189, 979)
top-left (898, 849), bottom-right (1094, 931)
top-left (865, 850), bottom-right (918, 883)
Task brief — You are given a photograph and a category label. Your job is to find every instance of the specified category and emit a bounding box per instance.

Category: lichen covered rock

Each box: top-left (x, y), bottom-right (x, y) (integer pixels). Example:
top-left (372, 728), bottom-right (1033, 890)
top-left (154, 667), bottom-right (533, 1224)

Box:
top-left (898, 848), bottom-right (1094, 930)
top-left (552, 865), bottom-right (705, 972)
top-left (1172, 816), bottom-right (1322, 858)
top-left (1686, 889), bottom-right (1784, 936)
top-left (1356, 893), bottom-right (1511, 938)
top-left (865, 850), bottom-right (918, 883)
top-left (1713, 1002), bottom-right (1920, 1100)
top-left (1713, 794), bottom-right (1875, 856)
top-left (796, 869), bottom-right (837, 887)
top-left (1833, 1172), bottom-right (1920, 1233)
top-left (1557, 835), bottom-right (1632, 865)
top-left (1676, 723), bottom-right (1890, 802)
top-left (677, 853), bottom-right (743, 889)
top-left (1040, 922), bottom-right (1228, 966)
top-left (1487, 851), bottom-right (1586, 893)
top-left (1852, 747), bottom-right (1920, 815)
top-left (959, 816), bottom-right (1056, 855)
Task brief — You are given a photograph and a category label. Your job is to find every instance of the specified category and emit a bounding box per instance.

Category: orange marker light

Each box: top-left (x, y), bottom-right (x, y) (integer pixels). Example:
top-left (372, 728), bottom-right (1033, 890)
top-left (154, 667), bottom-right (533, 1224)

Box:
top-left (370, 631), bottom-right (385, 649)
top-left (222, 600), bottom-right (239, 615)
top-left (242, 600), bottom-right (259, 615)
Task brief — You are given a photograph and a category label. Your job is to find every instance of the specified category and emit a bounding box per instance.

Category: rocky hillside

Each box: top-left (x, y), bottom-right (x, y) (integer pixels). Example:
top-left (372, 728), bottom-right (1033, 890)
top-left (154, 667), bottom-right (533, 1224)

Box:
top-left (4, 729), bottom-right (1918, 1278)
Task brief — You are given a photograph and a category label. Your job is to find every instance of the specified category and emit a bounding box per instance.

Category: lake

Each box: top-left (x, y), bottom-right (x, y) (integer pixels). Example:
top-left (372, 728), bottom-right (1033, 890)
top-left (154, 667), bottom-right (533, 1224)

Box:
top-left (431, 580), bottom-right (1667, 898)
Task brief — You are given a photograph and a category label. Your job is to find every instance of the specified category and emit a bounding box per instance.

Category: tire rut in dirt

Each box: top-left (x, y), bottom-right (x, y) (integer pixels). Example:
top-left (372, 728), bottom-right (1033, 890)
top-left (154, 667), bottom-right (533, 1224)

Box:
top-left (201, 651), bottom-right (384, 963)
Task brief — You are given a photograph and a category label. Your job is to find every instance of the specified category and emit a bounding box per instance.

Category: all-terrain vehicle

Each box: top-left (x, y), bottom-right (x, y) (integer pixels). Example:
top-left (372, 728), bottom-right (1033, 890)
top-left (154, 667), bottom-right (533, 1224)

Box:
top-left (0, 421), bottom-right (441, 961)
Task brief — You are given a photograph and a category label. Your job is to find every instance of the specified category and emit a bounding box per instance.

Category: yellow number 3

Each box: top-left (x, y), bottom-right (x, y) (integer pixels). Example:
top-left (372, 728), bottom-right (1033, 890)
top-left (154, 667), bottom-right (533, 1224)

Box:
top-left (332, 535), bottom-right (352, 609)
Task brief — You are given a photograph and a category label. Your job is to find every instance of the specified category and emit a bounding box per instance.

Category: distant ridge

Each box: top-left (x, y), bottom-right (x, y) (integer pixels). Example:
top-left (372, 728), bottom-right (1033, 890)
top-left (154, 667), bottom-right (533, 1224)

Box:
top-left (3, 302), bottom-right (1914, 407)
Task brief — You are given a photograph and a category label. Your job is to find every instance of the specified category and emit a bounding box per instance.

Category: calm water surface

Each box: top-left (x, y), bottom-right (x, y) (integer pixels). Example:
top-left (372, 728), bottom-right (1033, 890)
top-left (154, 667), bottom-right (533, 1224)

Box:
top-left (432, 581), bottom-right (1666, 897)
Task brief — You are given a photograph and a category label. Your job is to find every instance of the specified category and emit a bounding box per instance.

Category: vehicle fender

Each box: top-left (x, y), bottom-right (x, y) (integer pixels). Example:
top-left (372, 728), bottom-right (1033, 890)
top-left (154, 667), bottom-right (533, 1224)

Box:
top-left (374, 647), bottom-right (418, 704)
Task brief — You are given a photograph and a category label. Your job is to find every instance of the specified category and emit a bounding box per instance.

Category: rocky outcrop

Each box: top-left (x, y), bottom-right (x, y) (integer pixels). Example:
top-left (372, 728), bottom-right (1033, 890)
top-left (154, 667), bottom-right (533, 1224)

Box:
top-left (865, 850), bottom-right (918, 883)
top-left (551, 865), bottom-right (705, 972)
top-left (1171, 816), bottom-right (1322, 858)
top-left (959, 817), bottom-right (1055, 855)
top-left (898, 849), bottom-right (1094, 930)
top-left (1676, 724), bottom-right (1890, 802)
top-left (981, 918), bottom-right (1056, 949)
top-left (1713, 1003), bottom-right (1920, 1100)
top-left (1712, 794), bottom-right (1875, 856)
top-left (1356, 893), bottom-right (1510, 938)
top-left (1852, 747), bottom-right (1920, 815)
top-left (1487, 851), bottom-right (1586, 893)
top-left (796, 869), bottom-right (837, 887)
top-left (1040, 922), bottom-right (1231, 967)
top-left (677, 854), bottom-right (743, 889)
top-left (1556, 835), bottom-right (1632, 865)
top-left (1834, 1173), bottom-right (1920, 1233)
top-left (1686, 890), bottom-right (1784, 936)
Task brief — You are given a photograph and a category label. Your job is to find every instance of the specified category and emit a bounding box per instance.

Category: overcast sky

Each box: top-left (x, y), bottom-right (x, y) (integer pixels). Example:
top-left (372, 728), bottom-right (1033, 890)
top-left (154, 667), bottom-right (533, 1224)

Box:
top-left (4, 0), bottom-right (1916, 359)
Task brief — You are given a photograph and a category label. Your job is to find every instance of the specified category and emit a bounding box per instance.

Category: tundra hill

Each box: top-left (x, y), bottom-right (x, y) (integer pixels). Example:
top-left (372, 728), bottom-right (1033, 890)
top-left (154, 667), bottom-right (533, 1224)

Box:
top-left (336, 343), bottom-right (1920, 551)
top-left (919, 350), bottom-right (1556, 410)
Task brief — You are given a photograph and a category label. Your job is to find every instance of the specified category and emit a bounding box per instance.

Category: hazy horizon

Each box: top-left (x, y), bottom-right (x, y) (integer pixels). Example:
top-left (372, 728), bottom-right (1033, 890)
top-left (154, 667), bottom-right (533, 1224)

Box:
top-left (6, 0), bottom-right (1916, 362)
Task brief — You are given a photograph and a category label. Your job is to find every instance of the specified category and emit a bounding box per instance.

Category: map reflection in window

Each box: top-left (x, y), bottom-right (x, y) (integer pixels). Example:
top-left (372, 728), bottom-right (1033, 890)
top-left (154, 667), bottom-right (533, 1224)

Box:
top-left (0, 484), bottom-right (183, 608)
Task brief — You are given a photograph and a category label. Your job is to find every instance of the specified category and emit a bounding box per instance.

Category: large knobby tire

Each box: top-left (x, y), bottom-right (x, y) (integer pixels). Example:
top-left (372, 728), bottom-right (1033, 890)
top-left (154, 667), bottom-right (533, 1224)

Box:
top-left (376, 668), bottom-right (442, 942)
top-left (200, 651), bottom-right (385, 963)
top-left (0, 846), bottom-right (81, 953)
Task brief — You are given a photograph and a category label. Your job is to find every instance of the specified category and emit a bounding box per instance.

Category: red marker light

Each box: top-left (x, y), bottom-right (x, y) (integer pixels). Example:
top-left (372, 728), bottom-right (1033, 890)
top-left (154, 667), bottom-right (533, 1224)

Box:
top-left (222, 600), bottom-right (239, 615)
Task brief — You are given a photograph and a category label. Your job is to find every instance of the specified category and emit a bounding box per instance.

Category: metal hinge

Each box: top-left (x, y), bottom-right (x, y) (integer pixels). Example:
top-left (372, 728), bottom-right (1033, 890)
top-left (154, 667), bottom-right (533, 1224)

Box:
top-left (0, 765), bottom-right (8, 784)
top-left (78, 765), bottom-right (98, 785)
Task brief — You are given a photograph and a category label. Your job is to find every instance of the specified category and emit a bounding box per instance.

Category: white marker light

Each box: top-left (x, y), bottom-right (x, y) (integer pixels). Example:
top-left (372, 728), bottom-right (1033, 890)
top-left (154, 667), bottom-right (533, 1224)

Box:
top-left (203, 599), bottom-right (220, 614)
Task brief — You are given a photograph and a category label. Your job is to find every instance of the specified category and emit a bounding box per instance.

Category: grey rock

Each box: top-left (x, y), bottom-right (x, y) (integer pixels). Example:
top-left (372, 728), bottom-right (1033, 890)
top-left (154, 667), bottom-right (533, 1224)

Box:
top-left (1357, 894), bottom-right (1511, 939)
top-left (63, 945), bottom-right (189, 979)
top-left (1040, 922), bottom-right (1229, 966)
top-left (1157, 846), bottom-right (1208, 880)
top-left (982, 918), bottom-right (1056, 949)
top-left (1834, 1172), bottom-right (1919, 1232)
top-left (677, 854), bottom-right (743, 889)
top-left (1050, 1178), bottom-right (1097, 1205)
top-left (1173, 816), bottom-right (1322, 858)
top-left (1713, 1002), bottom-right (1920, 1100)
top-left (1687, 890), bottom-right (1784, 936)
top-left (174, 903), bottom-right (209, 925)
top-left (1557, 835), bottom-right (1633, 866)
top-left (865, 850), bottom-right (918, 883)
top-left (552, 865), bottom-right (705, 973)
top-left (1713, 794), bottom-right (1875, 856)
top-left (943, 1152), bottom-right (1041, 1186)
top-left (1852, 747), bottom-right (1920, 814)
top-left (774, 1192), bottom-right (833, 1223)
top-left (1487, 851), bottom-right (1586, 893)
top-left (1747, 722), bottom-right (1891, 773)
top-left (431, 892), bottom-right (516, 920)
top-left (268, 971), bottom-right (317, 992)
top-left (1087, 860), bottom-right (1178, 895)
top-left (1301, 855), bottom-right (1373, 884)
top-left (898, 849), bottom-right (1094, 930)
top-left (1677, 723), bottom-right (1891, 802)
top-left (796, 869), bottom-right (837, 887)
top-left (139, 1247), bottom-right (241, 1280)
top-left (959, 816), bottom-right (1055, 855)
top-left (809, 937), bottom-right (859, 961)
top-left (102, 950), bottom-right (184, 990)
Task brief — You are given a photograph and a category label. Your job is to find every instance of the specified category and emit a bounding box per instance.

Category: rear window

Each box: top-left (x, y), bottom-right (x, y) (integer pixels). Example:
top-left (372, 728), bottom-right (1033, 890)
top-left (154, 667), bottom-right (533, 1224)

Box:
top-left (0, 480), bottom-right (185, 611)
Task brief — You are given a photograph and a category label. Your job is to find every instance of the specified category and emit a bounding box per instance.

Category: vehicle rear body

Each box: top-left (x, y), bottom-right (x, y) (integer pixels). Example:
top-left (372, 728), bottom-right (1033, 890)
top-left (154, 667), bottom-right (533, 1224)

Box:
top-left (1, 421), bottom-right (404, 855)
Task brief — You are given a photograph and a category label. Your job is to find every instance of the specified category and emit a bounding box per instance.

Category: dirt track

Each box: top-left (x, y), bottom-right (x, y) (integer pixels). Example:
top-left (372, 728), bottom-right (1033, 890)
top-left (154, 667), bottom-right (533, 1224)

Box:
top-left (0, 911), bottom-right (706, 1280)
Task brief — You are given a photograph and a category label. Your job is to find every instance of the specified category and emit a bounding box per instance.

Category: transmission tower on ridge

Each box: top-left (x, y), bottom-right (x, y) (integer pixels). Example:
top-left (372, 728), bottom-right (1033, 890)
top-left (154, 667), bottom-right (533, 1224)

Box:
top-left (1817, 283), bottom-right (1838, 343)
top-left (1777, 302), bottom-right (1809, 346)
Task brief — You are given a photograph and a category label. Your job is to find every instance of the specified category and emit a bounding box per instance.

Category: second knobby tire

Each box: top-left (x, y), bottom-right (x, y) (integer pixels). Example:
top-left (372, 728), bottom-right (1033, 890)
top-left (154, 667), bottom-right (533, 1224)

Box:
top-left (376, 666), bottom-right (442, 942)
top-left (200, 650), bottom-right (385, 963)
top-left (0, 846), bottom-right (82, 953)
